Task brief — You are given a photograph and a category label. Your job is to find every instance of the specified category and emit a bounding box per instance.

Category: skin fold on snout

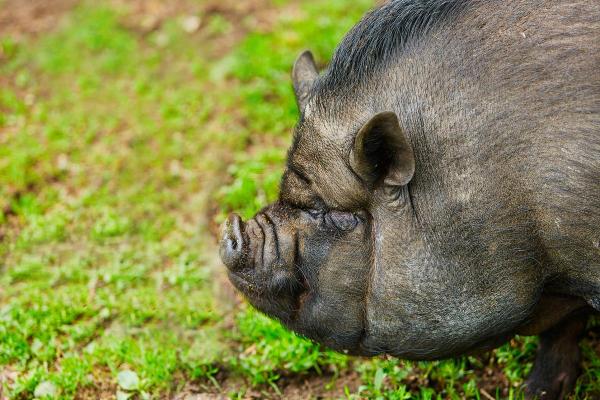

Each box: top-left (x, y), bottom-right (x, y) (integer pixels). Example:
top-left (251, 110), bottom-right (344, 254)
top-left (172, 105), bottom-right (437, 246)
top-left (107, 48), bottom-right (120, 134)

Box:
top-left (220, 208), bottom-right (307, 315)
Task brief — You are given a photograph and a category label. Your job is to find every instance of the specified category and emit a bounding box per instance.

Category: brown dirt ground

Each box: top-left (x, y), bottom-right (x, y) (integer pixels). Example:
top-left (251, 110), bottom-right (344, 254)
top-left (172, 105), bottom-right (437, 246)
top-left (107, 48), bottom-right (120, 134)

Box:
top-left (0, 0), bottom-right (77, 38)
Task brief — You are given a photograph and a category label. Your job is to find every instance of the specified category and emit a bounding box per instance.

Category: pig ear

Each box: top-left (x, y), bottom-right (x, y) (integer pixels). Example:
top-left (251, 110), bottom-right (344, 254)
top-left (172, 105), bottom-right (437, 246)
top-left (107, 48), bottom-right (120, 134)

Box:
top-left (292, 50), bottom-right (319, 111)
top-left (350, 112), bottom-right (415, 187)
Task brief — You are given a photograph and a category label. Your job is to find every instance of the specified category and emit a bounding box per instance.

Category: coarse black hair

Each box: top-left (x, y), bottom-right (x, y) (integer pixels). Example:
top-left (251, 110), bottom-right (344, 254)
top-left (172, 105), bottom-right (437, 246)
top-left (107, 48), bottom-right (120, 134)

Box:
top-left (316, 0), bottom-right (470, 92)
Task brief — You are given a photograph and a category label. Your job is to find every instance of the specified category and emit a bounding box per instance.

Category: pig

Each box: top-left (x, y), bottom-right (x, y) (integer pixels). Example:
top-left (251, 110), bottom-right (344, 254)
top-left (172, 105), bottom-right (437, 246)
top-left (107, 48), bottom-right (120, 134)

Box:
top-left (220, 0), bottom-right (600, 398)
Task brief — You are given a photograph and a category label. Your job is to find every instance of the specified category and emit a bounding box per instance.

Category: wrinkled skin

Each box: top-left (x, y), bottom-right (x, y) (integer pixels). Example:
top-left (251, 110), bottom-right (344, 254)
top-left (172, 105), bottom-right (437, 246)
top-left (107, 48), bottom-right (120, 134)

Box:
top-left (222, 205), bottom-right (373, 352)
top-left (221, 0), bottom-right (600, 397)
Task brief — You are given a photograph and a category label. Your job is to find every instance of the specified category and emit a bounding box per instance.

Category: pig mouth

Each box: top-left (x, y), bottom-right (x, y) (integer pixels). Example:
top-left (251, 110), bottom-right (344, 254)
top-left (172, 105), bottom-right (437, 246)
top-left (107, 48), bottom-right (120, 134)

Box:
top-left (226, 269), bottom-right (262, 296)
top-left (220, 213), bottom-right (308, 309)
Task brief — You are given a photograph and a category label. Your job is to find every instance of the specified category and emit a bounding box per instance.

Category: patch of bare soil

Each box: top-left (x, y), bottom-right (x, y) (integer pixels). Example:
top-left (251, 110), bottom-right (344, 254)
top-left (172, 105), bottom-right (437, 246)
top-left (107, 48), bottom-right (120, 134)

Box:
top-left (0, 367), bottom-right (18, 400)
top-left (0, 0), bottom-right (297, 56)
top-left (0, 0), bottom-right (77, 38)
top-left (74, 367), bottom-right (117, 400)
top-left (172, 370), bottom-right (361, 400)
top-left (476, 363), bottom-right (512, 398)
top-left (111, 0), bottom-right (299, 57)
top-left (108, 0), bottom-right (200, 34)
top-left (279, 371), bottom-right (361, 400)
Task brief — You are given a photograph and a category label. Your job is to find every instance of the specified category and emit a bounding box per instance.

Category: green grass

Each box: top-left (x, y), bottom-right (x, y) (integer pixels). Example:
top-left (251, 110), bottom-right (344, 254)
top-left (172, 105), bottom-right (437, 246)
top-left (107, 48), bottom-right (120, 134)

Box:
top-left (0, 0), bottom-right (598, 399)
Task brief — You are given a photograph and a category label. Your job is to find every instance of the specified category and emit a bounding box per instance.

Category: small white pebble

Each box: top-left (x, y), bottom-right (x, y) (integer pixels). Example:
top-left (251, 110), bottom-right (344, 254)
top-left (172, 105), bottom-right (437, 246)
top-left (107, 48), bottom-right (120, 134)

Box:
top-left (34, 381), bottom-right (57, 398)
top-left (181, 15), bottom-right (201, 33)
top-left (57, 154), bottom-right (69, 171)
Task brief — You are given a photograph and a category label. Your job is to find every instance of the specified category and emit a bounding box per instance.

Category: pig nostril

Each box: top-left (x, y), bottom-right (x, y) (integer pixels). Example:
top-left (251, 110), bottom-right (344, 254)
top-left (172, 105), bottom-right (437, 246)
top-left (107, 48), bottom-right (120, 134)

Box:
top-left (219, 213), bottom-right (246, 271)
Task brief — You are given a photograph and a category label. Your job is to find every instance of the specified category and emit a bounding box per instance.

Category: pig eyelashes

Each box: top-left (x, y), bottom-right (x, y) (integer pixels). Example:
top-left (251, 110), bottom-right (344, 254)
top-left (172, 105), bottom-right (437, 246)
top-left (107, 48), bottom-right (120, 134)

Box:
top-left (306, 209), bottom-right (359, 232)
top-left (327, 210), bottom-right (359, 231)
top-left (288, 163), bottom-right (311, 184)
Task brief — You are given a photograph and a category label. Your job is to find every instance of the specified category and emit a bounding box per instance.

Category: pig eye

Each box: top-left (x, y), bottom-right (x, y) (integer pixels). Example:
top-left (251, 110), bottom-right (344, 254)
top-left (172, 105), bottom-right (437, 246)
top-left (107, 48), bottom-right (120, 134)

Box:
top-left (327, 210), bottom-right (358, 231)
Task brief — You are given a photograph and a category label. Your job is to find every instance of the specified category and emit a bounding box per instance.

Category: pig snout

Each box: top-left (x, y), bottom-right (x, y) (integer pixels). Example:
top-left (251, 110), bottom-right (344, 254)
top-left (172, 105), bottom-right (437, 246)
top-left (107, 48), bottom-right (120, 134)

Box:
top-left (220, 208), bottom-right (298, 277)
top-left (220, 213), bottom-right (246, 271)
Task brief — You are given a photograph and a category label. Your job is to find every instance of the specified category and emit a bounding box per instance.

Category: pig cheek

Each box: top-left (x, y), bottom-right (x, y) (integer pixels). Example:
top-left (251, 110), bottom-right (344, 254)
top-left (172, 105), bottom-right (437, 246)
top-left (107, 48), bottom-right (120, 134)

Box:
top-left (293, 290), bottom-right (364, 352)
top-left (294, 241), bottom-right (372, 351)
top-left (289, 221), bottom-right (371, 315)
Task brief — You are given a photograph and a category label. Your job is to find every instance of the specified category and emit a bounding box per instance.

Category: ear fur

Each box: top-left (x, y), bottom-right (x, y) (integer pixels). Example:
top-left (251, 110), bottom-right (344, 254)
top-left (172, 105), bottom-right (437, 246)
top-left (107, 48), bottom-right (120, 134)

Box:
top-left (292, 50), bottom-right (318, 111)
top-left (350, 112), bottom-right (415, 187)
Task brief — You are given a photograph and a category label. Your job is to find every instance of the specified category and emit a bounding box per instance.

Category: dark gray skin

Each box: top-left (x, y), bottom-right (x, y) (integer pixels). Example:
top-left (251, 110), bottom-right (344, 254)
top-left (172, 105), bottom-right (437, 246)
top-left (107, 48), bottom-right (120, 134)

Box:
top-left (220, 0), bottom-right (600, 397)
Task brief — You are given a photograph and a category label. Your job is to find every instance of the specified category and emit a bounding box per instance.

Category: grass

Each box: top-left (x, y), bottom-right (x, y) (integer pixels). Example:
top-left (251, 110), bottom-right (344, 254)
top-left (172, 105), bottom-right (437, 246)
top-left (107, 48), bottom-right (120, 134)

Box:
top-left (0, 0), bottom-right (598, 398)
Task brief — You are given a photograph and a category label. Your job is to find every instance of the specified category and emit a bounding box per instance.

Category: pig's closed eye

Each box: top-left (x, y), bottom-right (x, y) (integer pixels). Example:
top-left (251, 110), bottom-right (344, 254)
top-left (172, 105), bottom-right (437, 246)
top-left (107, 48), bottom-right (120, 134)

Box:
top-left (327, 210), bottom-right (358, 231)
top-left (304, 207), bottom-right (359, 231)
